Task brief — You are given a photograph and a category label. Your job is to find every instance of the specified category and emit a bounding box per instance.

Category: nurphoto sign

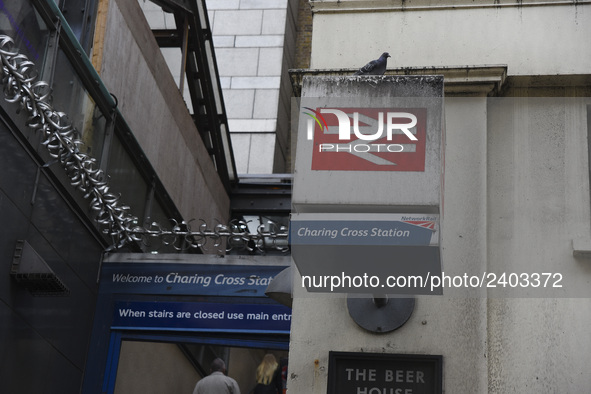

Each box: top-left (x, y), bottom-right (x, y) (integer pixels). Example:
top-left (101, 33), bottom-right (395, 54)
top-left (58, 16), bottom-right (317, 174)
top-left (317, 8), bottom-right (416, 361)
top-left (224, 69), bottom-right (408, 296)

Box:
top-left (327, 351), bottom-right (442, 394)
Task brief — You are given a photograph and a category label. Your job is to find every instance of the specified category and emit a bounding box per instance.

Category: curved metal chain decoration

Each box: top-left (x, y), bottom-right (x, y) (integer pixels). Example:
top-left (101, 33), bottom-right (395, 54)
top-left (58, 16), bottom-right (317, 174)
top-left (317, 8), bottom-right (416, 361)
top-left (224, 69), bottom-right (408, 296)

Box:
top-left (0, 35), bottom-right (138, 249)
top-left (134, 219), bottom-right (289, 253)
top-left (0, 35), bottom-right (289, 253)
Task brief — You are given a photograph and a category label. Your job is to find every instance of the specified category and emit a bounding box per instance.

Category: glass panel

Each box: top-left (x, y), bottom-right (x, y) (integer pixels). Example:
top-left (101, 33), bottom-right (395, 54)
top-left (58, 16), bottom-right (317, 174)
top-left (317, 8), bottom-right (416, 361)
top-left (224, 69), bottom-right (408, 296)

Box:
top-left (50, 47), bottom-right (107, 161)
top-left (195, 0), bottom-right (208, 29)
top-left (219, 123), bottom-right (235, 181)
top-left (0, 1), bottom-right (50, 67)
top-left (205, 42), bottom-right (223, 115)
top-left (106, 135), bottom-right (148, 225)
top-left (58, 0), bottom-right (98, 53)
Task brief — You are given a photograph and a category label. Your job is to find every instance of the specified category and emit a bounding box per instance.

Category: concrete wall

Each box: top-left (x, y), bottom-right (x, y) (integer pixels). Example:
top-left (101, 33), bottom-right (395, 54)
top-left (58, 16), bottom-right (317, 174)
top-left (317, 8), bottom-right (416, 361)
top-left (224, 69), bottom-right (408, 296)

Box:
top-left (287, 1), bottom-right (591, 393)
top-left (486, 97), bottom-right (591, 391)
top-left (114, 341), bottom-right (200, 394)
top-left (309, 0), bottom-right (591, 76)
top-left (100, 0), bottom-right (229, 227)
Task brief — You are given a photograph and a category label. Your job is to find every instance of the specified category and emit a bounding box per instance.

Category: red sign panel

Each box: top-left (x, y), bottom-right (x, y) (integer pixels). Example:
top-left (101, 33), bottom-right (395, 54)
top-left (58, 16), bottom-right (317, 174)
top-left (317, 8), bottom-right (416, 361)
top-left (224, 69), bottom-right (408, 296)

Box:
top-left (308, 107), bottom-right (427, 171)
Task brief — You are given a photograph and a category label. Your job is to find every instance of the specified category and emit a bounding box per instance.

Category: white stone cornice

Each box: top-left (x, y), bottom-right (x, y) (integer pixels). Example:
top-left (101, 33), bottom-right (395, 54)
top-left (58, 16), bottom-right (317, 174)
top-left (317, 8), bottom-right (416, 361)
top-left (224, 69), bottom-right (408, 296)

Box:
top-left (289, 65), bottom-right (508, 97)
top-left (310, 0), bottom-right (591, 13)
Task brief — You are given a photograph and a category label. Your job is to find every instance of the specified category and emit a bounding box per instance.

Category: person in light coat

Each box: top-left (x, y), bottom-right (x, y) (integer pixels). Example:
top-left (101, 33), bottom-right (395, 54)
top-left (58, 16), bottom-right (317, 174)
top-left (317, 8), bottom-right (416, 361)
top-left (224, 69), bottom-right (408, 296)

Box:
top-left (193, 358), bottom-right (241, 394)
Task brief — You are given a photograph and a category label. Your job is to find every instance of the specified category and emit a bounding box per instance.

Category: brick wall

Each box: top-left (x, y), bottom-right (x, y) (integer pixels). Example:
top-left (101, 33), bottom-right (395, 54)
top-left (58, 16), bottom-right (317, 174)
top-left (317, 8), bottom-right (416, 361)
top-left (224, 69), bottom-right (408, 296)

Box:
top-left (294, 0), bottom-right (312, 69)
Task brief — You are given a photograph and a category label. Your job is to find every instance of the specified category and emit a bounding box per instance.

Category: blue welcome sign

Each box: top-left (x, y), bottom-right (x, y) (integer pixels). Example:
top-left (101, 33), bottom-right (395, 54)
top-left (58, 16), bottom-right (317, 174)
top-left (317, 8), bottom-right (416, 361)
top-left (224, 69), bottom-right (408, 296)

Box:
top-left (98, 259), bottom-right (292, 333)
top-left (100, 262), bottom-right (287, 297)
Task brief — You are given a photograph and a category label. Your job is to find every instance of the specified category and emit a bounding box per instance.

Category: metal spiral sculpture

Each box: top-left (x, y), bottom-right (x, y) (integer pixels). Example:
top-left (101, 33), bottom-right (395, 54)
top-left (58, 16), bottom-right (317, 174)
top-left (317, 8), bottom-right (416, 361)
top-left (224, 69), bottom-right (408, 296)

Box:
top-left (0, 35), bottom-right (288, 253)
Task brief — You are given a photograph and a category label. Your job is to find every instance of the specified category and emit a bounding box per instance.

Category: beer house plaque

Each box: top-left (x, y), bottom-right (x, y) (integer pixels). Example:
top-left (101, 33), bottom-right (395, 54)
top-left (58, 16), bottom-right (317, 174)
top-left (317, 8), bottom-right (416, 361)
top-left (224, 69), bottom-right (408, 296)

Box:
top-left (327, 351), bottom-right (442, 394)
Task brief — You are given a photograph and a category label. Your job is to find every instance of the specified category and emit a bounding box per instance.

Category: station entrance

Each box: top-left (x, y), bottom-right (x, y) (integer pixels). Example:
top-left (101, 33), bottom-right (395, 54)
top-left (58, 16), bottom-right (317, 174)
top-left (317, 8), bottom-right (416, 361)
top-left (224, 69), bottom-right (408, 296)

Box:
top-left (83, 254), bottom-right (291, 394)
top-left (106, 334), bottom-right (288, 393)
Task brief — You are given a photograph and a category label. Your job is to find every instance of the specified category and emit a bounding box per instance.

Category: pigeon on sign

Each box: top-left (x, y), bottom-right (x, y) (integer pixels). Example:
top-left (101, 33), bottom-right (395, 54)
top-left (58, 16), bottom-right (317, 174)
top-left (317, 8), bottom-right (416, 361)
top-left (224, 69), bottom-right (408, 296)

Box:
top-left (353, 52), bottom-right (391, 76)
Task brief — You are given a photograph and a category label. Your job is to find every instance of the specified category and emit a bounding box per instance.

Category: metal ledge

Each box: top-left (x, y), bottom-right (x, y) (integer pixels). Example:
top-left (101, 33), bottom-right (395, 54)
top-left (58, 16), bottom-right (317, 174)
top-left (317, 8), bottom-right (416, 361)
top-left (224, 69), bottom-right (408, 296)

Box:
top-left (309, 0), bottom-right (591, 13)
top-left (573, 238), bottom-right (591, 259)
top-left (289, 65), bottom-right (508, 97)
top-left (11, 240), bottom-right (69, 296)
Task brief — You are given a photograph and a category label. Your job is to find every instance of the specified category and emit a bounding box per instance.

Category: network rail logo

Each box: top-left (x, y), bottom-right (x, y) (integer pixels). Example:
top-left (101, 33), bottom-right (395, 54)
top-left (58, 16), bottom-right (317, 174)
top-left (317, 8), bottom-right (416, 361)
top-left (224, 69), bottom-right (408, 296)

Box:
top-left (303, 107), bottom-right (427, 171)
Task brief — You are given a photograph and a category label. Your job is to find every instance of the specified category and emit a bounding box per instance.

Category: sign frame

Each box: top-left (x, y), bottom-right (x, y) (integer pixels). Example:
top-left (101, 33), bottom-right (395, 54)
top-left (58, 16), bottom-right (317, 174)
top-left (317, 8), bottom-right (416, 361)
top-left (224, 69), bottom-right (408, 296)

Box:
top-left (290, 213), bottom-right (442, 295)
top-left (327, 351), bottom-right (443, 394)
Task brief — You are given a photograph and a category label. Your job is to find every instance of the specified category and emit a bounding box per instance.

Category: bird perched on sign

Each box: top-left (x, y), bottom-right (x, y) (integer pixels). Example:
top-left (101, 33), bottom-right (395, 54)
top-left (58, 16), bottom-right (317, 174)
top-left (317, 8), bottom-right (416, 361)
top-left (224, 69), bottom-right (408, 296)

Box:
top-left (353, 52), bottom-right (391, 75)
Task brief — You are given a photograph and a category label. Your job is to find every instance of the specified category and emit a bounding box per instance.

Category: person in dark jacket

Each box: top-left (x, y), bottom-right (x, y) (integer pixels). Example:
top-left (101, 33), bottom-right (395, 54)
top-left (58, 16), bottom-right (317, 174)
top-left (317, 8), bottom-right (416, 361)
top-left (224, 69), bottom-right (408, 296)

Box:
top-left (252, 354), bottom-right (282, 394)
